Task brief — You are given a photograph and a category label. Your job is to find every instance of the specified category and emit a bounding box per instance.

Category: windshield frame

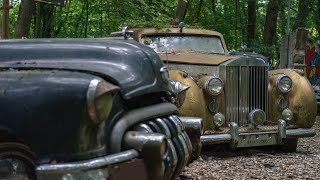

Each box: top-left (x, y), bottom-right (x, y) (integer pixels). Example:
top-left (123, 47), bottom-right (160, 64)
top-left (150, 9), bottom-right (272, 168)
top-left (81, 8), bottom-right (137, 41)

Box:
top-left (140, 34), bottom-right (227, 55)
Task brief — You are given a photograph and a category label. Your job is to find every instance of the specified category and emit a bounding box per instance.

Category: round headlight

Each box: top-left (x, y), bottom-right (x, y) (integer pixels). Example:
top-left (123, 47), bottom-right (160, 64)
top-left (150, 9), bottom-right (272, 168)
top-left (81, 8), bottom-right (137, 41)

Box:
top-left (87, 79), bottom-right (119, 125)
top-left (282, 108), bottom-right (293, 121)
top-left (205, 77), bottom-right (224, 96)
top-left (249, 109), bottom-right (266, 126)
top-left (160, 66), bottom-right (170, 83)
top-left (213, 113), bottom-right (225, 127)
top-left (276, 74), bottom-right (292, 93)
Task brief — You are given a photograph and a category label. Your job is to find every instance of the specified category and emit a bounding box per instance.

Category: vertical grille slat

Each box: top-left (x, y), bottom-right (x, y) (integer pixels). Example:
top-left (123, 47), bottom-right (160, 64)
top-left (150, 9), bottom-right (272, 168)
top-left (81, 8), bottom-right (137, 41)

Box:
top-left (225, 65), bottom-right (268, 126)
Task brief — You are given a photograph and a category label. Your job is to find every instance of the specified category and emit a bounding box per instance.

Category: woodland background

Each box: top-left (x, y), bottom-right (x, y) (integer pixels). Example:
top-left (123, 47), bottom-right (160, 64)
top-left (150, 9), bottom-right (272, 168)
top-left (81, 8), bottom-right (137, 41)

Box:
top-left (1, 0), bottom-right (319, 60)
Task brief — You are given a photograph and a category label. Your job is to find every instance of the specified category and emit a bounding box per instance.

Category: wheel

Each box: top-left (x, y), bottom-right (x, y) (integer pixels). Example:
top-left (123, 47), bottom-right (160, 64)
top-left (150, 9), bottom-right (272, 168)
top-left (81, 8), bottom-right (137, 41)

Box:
top-left (278, 138), bottom-right (298, 152)
top-left (0, 142), bottom-right (36, 180)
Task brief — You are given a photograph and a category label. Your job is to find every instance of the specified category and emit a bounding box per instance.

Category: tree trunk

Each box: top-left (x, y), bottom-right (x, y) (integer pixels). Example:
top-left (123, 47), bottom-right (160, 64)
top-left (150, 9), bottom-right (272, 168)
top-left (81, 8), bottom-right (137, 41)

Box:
top-left (247, 0), bottom-right (256, 46)
top-left (53, 0), bottom-right (72, 38)
top-left (41, 4), bottom-right (54, 38)
top-left (190, 0), bottom-right (203, 25)
top-left (263, 0), bottom-right (280, 46)
top-left (35, 4), bottom-right (42, 38)
top-left (316, 0), bottom-right (320, 35)
top-left (175, 0), bottom-right (188, 24)
top-left (211, 0), bottom-right (216, 13)
top-left (85, 0), bottom-right (89, 38)
top-left (293, 0), bottom-right (311, 30)
top-left (14, 0), bottom-right (35, 38)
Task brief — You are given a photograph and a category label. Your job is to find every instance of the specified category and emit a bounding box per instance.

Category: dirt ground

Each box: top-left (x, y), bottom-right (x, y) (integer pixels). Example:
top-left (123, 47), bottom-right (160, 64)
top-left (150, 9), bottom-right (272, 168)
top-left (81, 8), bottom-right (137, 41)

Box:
top-left (180, 118), bottom-right (320, 179)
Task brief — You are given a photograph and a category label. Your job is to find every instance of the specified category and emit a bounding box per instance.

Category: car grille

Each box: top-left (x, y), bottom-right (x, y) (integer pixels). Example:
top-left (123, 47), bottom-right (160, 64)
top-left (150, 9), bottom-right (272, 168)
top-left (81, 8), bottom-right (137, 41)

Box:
top-left (224, 66), bottom-right (268, 126)
top-left (133, 115), bottom-right (192, 179)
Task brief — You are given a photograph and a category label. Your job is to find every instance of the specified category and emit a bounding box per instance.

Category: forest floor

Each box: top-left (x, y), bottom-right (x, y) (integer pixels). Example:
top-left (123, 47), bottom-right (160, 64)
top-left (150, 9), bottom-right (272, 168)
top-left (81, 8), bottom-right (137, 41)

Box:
top-left (180, 118), bottom-right (320, 179)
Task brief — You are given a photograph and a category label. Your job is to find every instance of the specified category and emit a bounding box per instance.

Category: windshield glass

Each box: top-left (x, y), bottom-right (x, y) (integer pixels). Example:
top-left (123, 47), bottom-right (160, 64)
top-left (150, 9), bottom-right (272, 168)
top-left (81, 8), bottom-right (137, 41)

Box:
top-left (142, 35), bottom-right (225, 54)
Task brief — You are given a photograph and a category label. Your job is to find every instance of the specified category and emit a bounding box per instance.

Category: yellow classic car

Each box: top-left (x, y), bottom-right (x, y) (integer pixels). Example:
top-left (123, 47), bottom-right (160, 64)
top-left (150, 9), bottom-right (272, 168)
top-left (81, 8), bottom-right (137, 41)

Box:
top-left (111, 26), bottom-right (316, 152)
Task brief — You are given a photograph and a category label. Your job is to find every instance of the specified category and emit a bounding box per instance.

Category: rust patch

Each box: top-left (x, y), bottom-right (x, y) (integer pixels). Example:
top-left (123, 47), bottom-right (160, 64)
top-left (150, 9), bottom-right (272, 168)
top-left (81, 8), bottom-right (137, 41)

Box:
top-left (159, 52), bottom-right (231, 65)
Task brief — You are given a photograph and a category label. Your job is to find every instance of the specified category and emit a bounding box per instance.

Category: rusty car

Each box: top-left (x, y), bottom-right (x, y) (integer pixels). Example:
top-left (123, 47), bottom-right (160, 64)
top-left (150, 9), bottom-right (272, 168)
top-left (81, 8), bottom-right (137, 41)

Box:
top-left (0, 38), bottom-right (202, 180)
top-left (111, 26), bottom-right (317, 152)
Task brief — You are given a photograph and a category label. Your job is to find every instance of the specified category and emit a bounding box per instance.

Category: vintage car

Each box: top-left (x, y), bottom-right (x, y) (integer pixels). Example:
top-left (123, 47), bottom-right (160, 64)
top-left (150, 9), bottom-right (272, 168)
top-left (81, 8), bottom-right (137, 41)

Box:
top-left (0, 38), bottom-right (203, 179)
top-left (112, 27), bottom-right (317, 152)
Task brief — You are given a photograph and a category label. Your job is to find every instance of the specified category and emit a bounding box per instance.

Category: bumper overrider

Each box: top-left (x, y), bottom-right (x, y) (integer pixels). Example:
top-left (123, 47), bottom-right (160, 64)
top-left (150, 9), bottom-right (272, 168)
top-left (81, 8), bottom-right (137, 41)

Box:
top-left (201, 120), bottom-right (316, 148)
top-left (36, 103), bottom-right (203, 180)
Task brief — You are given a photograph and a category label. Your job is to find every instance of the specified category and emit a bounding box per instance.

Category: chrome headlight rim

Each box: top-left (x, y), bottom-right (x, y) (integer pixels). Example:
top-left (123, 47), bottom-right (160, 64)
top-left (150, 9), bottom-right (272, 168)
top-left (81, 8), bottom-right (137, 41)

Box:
top-left (282, 108), bottom-right (293, 121)
top-left (249, 109), bottom-right (266, 126)
top-left (213, 112), bottom-right (225, 127)
top-left (160, 66), bottom-right (170, 83)
top-left (276, 74), bottom-right (292, 93)
top-left (87, 79), bottom-right (119, 125)
top-left (205, 76), bottom-right (224, 96)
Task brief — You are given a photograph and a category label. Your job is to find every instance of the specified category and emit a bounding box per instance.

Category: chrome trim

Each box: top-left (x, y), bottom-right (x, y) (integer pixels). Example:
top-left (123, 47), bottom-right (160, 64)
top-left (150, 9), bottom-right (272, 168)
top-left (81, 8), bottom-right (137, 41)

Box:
top-left (213, 112), bottom-right (226, 127)
top-left (200, 121), bottom-right (315, 147)
top-left (276, 74), bottom-right (292, 93)
top-left (205, 76), bottom-right (224, 96)
top-left (229, 122), bottom-right (239, 149)
top-left (286, 128), bottom-right (316, 138)
top-left (86, 79), bottom-right (101, 124)
top-left (123, 131), bottom-right (167, 156)
top-left (133, 123), bottom-right (153, 133)
top-left (201, 134), bottom-right (232, 145)
top-left (277, 95), bottom-right (288, 111)
top-left (181, 132), bottom-right (193, 156)
top-left (168, 116), bottom-right (182, 135)
top-left (154, 118), bottom-right (172, 138)
top-left (178, 134), bottom-right (190, 165)
top-left (220, 56), bottom-right (268, 126)
top-left (179, 117), bottom-right (204, 135)
top-left (160, 66), bottom-right (170, 83)
top-left (36, 149), bottom-right (139, 174)
top-left (208, 100), bottom-right (217, 114)
top-left (249, 109), bottom-right (266, 126)
top-left (278, 119), bottom-right (286, 144)
top-left (110, 103), bottom-right (178, 153)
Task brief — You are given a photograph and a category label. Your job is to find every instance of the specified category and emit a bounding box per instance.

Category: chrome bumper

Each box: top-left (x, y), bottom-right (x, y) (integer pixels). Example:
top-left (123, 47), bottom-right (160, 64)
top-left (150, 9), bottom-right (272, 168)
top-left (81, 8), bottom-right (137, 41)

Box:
top-left (201, 120), bottom-right (316, 148)
top-left (36, 149), bottom-right (142, 180)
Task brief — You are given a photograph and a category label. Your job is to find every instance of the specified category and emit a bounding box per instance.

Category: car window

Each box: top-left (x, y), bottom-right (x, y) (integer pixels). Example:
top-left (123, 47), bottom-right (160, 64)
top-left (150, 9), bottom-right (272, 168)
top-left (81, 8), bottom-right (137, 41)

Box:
top-left (142, 35), bottom-right (225, 55)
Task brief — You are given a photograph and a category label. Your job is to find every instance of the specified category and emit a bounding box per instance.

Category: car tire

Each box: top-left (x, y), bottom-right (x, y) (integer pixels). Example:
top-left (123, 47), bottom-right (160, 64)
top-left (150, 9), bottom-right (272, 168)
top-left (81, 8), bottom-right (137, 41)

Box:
top-left (0, 142), bottom-right (36, 180)
top-left (278, 138), bottom-right (298, 152)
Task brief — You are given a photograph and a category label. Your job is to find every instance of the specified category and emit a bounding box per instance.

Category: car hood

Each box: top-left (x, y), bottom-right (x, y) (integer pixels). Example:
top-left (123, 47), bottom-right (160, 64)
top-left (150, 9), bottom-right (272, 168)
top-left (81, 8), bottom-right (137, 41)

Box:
top-left (158, 52), bottom-right (232, 65)
top-left (0, 38), bottom-right (167, 99)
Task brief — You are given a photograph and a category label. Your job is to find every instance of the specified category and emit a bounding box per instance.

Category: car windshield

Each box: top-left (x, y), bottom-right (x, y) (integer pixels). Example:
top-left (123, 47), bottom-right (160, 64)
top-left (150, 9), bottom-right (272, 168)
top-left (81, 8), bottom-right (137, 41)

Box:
top-left (142, 35), bottom-right (225, 54)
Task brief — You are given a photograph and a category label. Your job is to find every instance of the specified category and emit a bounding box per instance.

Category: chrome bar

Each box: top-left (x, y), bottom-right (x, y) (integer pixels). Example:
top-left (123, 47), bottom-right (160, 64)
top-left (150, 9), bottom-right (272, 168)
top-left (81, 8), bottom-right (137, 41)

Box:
top-left (36, 149), bottom-right (139, 174)
top-left (123, 131), bottom-right (167, 156)
top-left (286, 128), bottom-right (316, 138)
top-left (110, 103), bottom-right (178, 153)
top-left (179, 117), bottom-right (204, 135)
top-left (200, 134), bottom-right (232, 145)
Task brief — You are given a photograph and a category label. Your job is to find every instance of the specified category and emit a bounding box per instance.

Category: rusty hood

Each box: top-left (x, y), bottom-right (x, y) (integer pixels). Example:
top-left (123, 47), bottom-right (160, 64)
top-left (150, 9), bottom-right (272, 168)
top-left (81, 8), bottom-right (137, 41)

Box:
top-left (158, 51), bottom-right (232, 65)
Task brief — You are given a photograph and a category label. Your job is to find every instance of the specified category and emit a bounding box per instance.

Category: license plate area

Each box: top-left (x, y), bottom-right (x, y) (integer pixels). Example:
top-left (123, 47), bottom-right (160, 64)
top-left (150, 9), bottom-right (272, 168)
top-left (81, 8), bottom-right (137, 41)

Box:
top-left (237, 132), bottom-right (278, 147)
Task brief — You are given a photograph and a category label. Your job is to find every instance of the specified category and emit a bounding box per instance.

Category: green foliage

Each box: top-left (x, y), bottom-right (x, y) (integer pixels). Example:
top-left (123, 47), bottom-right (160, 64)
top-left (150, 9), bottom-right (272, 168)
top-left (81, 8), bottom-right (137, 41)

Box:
top-left (4, 0), bottom-right (320, 63)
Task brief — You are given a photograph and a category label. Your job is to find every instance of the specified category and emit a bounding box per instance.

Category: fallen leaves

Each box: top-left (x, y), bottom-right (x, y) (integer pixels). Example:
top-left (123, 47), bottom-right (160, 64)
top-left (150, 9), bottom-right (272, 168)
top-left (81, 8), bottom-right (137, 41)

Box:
top-left (179, 119), bottom-right (320, 179)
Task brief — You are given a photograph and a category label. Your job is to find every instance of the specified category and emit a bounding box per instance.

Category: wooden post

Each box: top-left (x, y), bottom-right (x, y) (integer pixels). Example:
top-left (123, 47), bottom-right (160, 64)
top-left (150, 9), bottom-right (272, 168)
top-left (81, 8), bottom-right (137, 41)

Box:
top-left (2, 0), bottom-right (9, 39)
top-left (279, 28), bottom-right (308, 70)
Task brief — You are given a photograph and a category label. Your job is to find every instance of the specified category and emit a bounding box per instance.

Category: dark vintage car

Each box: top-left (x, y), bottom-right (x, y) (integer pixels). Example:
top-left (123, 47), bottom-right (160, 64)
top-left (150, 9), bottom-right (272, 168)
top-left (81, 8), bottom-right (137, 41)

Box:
top-left (0, 38), bottom-right (203, 180)
top-left (111, 27), bottom-right (317, 152)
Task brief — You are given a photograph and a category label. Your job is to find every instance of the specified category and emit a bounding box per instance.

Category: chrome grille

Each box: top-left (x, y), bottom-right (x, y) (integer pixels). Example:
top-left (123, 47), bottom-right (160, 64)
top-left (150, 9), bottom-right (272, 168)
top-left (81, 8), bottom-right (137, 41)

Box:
top-left (224, 64), bottom-right (268, 126)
